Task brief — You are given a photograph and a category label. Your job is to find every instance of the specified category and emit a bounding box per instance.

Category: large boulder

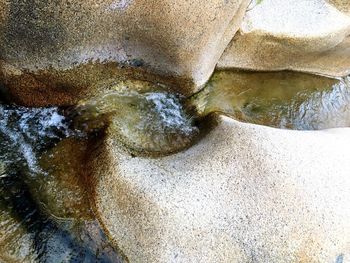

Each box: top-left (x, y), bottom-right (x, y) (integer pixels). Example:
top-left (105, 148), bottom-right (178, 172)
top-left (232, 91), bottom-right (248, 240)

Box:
top-left (91, 115), bottom-right (350, 262)
top-left (217, 0), bottom-right (350, 77)
top-left (0, 0), bottom-right (249, 106)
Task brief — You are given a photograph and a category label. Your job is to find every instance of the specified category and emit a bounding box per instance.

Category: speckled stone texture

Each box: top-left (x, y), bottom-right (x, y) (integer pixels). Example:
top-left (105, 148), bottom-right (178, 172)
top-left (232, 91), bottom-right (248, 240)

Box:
top-left (92, 115), bottom-right (350, 262)
top-left (0, 0), bottom-right (249, 105)
top-left (217, 0), bottom-right (350, 78)
top-left (328, 0), bottom-right (350, 14)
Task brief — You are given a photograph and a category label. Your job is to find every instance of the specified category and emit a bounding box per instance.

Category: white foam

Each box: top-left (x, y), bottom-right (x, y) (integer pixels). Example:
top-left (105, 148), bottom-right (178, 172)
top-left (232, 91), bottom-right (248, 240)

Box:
top-left (144, 92), bottom-right (197, 135)
top-left (108, 0), bottom-right (133, 11)
top-left (0, 106), bottom-right (72, 174)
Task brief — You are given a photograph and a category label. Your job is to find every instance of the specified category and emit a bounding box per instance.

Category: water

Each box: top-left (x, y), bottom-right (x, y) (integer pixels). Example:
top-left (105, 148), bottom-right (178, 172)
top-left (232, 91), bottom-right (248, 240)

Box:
top-left (0, 106), bottom-right (72, 173)
top-left (0, 81), bottom-right (200, 261)
top-left (0, 105), bottom-right (124, 262)
top-left (74, 72), bottom-right (350, 151)
top-left (193, 71), bottom-right (350, 130)
top-left (74, 83), bottom-right (199, 155)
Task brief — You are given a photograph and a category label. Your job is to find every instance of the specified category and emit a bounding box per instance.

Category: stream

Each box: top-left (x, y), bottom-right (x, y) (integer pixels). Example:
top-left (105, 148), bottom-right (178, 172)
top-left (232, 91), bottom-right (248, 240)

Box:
top-left (0, 70), bottom-right (350, 262)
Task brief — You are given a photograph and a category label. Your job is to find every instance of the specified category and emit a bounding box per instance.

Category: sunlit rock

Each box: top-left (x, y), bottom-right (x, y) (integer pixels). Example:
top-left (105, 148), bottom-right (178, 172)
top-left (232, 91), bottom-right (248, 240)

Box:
top-left (0, 0), bottom-right (250, 106)
top-left (92, 115), bottom-right (350, 262)
top-left (328, 0), bottom-right (350, 14)
top-left (217, 0), bottom-right (350, 78)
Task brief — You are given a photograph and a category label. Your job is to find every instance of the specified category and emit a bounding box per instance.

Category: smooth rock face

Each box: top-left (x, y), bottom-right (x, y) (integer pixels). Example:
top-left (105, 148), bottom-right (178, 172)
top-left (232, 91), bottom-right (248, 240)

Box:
top-left (217, 0), bottom-right (350, 77)
top-left (92, 116), bottom-right (350, 262)
top-left (0, 0), bottom-right (249, 105)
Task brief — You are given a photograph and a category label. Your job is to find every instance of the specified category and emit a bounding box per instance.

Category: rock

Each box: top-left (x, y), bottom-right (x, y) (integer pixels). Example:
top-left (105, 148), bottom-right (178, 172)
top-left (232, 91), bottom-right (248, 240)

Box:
top-left (217, 0), bottom-right (350, 78)
top-left (328, 0), bottom-right (350, 14)
top-left (0, 162), bottom-right (39, 262)
top-left (0, 0), bottom-right (250, 106)
top-left (92, 115), bottom-right (350, 262)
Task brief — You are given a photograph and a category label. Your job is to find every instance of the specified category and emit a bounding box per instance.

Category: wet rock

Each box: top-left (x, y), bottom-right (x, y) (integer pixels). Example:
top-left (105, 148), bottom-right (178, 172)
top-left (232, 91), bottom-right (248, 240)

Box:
top-left (0, 209), bottom-right (38, 262)
top-left (92, 115), bottom-right (350, 262)
top-left (0, 0), bottom-right (250, 106)
top-left (0, 163), bottom-right (38, 262)
top-left (217, 0), bottom-right (350, 78)
top-left (0, 133), bottom-right (124, 262)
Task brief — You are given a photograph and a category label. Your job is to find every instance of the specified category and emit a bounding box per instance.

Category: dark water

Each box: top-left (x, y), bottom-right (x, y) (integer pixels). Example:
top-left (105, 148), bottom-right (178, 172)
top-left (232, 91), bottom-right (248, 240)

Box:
top-left (0, 105), bottom-right (124, 262)
top-left (1, 71), bottom-right (350, 262)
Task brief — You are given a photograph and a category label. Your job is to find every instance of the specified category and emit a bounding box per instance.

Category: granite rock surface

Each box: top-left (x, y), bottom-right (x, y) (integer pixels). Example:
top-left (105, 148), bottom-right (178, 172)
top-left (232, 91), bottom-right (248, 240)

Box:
top-left (92, 115), bottom-right (350, 262)
top-left (218, 0), bottom-right (350, 77)
top-left (0, 0), bottom-right (249, 105)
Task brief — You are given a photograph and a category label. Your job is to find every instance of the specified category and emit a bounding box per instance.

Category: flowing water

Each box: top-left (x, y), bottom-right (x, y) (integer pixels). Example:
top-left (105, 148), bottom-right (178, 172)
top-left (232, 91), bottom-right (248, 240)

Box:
top-left (193, 70), bottom-right (350, 129)
top-left (74, 80), bottom-right (199, 155)
top-left (0, 105), bottom-right (124, 262)
top-left (1, 70), bottom-right (350, 262)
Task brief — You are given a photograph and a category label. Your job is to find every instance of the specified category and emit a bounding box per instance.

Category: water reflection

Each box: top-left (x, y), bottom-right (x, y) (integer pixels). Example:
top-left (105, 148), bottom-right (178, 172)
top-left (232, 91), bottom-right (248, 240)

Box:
top-left (0, 105), bottom-right (123, 262)
top-left (193, 71), bottom-right (350, 129)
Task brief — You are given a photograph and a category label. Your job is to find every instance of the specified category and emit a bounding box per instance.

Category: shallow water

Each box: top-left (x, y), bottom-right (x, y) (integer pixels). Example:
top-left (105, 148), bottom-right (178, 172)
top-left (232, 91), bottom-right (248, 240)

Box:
top-left (0, 105), bottom-right (124, 262)
top-left (1, 70), bottom-right (350, 262)
top-left (194, 71), bottom-right (350, 129)
top-left (73, 72), bottom-right (350, 155)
